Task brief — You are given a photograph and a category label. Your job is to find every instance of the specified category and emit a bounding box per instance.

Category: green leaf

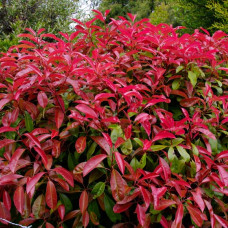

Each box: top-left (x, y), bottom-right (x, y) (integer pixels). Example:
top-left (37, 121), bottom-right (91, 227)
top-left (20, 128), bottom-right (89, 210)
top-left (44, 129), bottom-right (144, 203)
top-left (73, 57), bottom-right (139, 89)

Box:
top-left (151, 145), bottom-right (167, 151)
top-left (91, 182), bottom-right (105, 199)
top-left (140, 153), bottom-right (147, 169)
top-left (68, 153), bottom-right (76, 171)
top-left (190, 161), bottom-right (196, 177)
top-left (171, 156), bottom-right (185, 174)
top-left (6, 77), bottom-right (13, 84)
top-left (133, 138), bottom-right (143, 147)
top-left (171, 138), bottom-right (184, 147)
top-left (88, 200), bottom-right (100, 218)
top-left (59, 193), bottom-right (73, 214)
top-left (188, 71), bottom-right (197, 87)
top-left (172, 79), bottom-right (181, 90)
top-left (25, 111), bottom-right (34, 132)
top-left (121, 139), bottom-right (132, 155)
top-left (104, 194), bottom-right (121, 223)
top-left (168, 147), bottom-right (175, 161)
top-left (191, 144), bottom-right (199, 156)
top-left (130, 157), bottom-right (140, 171)
top-left (176, 146), bottom-right (190, 162)
top-left (111, 126), bottom-right (123, 144)
top-left (87, 142), bottom-right (97, 160)
top-left (176, 65), bottom-right (184, 73)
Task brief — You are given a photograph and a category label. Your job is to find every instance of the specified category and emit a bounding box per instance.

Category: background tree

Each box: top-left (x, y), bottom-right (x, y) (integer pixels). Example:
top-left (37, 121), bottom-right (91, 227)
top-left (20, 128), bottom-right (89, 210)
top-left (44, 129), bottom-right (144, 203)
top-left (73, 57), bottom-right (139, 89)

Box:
top-left (207, 0), bottom-right (228, 33)
top-left (0, 0), bottom-right (79, 51)
top-left (98, 0), bottom-right (154, 22)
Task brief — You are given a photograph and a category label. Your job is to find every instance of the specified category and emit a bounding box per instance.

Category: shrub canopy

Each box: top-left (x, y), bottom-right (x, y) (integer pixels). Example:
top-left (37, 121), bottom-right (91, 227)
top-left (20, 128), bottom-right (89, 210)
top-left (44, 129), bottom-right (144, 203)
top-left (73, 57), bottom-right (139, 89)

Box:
top-left (0, 11), bottom-right (228, 228)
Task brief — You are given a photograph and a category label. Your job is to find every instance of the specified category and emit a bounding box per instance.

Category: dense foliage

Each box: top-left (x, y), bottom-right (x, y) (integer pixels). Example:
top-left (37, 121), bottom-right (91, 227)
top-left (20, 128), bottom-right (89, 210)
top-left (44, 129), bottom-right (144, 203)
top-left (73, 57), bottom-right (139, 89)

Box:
top-left (0, 0), bottom-right (79, 52)
top-left (0, 11), bottom-right (228, 228)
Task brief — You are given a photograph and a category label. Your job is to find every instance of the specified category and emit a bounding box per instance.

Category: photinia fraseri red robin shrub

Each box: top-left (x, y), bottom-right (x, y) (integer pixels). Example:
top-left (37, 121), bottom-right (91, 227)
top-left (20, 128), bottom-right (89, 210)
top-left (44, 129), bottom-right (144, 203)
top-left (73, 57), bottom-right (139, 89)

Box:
top-left (0, 9), bottom-right (228, 228)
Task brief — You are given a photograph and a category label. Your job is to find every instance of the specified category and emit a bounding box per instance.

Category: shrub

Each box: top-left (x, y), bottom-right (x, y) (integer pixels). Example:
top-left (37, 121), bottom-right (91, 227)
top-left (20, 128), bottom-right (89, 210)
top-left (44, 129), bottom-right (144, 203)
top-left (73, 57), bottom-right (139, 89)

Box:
top-left (0, 10), bottom-right (228, 228)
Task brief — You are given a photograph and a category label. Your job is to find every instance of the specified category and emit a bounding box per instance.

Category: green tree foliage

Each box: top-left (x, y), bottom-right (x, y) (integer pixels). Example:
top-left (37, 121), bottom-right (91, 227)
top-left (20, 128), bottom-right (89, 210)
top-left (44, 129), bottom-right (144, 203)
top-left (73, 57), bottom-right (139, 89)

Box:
top-left (175, 0), bottom-right (221, 33)
top-left (98, 0), bottom-right (154, 21)
top-left (0, 0), bottom-right (79, 51)
top-left (207, 0), bottom-right (228, 33)
top-left (150, 0), bottom-right (178, 26)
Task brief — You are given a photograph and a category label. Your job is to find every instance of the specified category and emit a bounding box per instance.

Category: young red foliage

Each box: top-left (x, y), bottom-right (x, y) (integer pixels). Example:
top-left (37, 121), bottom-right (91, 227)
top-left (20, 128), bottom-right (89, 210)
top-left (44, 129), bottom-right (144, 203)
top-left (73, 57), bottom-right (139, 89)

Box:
top-left (0, 10), bottom-right (227, 227)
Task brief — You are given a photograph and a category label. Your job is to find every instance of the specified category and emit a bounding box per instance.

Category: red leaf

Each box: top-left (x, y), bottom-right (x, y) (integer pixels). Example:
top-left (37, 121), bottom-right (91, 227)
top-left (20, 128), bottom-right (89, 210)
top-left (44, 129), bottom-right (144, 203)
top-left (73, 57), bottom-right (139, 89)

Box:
top-left (192, 188), bottom-right (205, 212)
top-left (102, 132), bottom-right (112, 148)
top-left (0, 98), bottom-right (11, 111)
top-left (26, 172), bottom-right (45, 194)
top-left (82, 211), bottom-right (89, 228)
top-left (91, 136), bottom-right (111, 155)
top-left (114, 137), bottom-right (125, 148)
top-left (145, 98), bottom-right (170, 108)
top-left (76, 104), bottom-right (98, 118)
top-left (46, 222), bottom-right (55, 228)
top-left (152, 131), bottom-right (176, 142)
top-left (83, 154), bottom-right (107, 177)
top-left (217, 165), bottom-right (228, 186)
top-left (53, 178), bottom-right (69, 191)
top-left (37, 91), bottom-right (48, 108)
top-left (79, 190), bottom-right (88, 214)
top-left (197, 128), bottom-right (216, 140)
top-left (113, 203), bottom-right (132, 213)
top-left (124, 125), bottom-right (132, 139)
top-left (186, 203), bottom-right (203, 227)
top-left (58, 205), bottom-right (65, 220)
top-left (24, 133), bottom-right (41, 148)
top-left (214, 214), bottom-right (228, 228)
top-left (114, 151), bottom-right (125, 174)
top-left (14, 186), bottom-right (25, 214)
top-left (139, 186), bottom-right (151, 209)
top-left (3, 190), bottom-right (11, 211)
top-left (216, 150), bottom-right (228, 160)
top-left (156, 199), bottom-right (176, 211)
top-left (34, 146), bottom-right (48, 168)
top-left (55, 108), bottom-right (64, 129)
top-left (110, 169), bottom-right (125, 201)
top-left (75, 136), bottom-right (86, 153)
top-left (135, 204), bottom-right (146, 227)
top-left (0, 139), bottom-right (15, 150)
top-left (174, 204), bottom-right (184, 228)
top-left (9, 148), bottom-right (25, 173)
top-left (0, 202), bottom-right (11, 224)
top-left (0, 174), bottom-right (23, 185)
top-left (94, 93), bottom-right (115, 101)
top-left (159, 157), bottom-right (171, 181)
top-left (0, 126), bottom-right (16, 134)
top-left (151, 185), bottom-right (167, 209)
top-left (180, 98), bottom-right (199, 107)
top-left (46, 180), bottom-right (57, 209)
top-left (54, 167), bottom-right (74, 187)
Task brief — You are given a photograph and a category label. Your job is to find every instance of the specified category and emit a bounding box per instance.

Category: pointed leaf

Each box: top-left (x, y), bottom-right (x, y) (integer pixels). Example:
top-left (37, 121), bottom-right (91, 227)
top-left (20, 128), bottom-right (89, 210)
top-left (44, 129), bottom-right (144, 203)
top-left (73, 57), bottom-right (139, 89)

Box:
top-left (76, 104), bottom-right (98, 118)
top-left (14, 186), bottom-right (25, 214)
top-left (9, 148), bottom-right (25, 173)
top-left (152, 131), bottom-right (176, 142)
top-left (75, 136), bottom-right (86, 153)
top-left (91, 136), bottom-right (111, 155)
top-left (46, 180), bottom-right (57, 209)
top-left (186, 204), bottom-right (203, 227)
top-left (34, 146), bottom-right (48, 167)
top-left (37, 91), bottom-right (48, 108)
top-left (114, 151), bottom-right (125, 174)
top-left (26, 172), bottom-right (45, 194)
top-left (110, 169), bottom-right (125, 201)
top-left (55, 108), bottom-right (64, 129)
top-left (54, 167), bottom-right (74, 187)
top-left (83, 154), bottom-right (107, 177)
top-left (79, 190), bottom-right (88, 214)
